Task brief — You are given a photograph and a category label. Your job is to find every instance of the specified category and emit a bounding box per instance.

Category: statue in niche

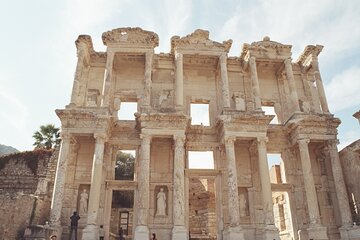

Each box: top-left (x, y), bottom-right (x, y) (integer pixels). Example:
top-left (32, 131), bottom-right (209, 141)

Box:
top-left (300, 100), bottom-right (310, 113)
top-left (158, 89), bottom-right (173, 107)
top-left (79, 189), bottom-right (89, 216)
top-left (233, 92), bottom-right (245, 111)
top-left (156, 188), bottom-right (166, 216)
top-left (238, 188), bottom-right (249, 217)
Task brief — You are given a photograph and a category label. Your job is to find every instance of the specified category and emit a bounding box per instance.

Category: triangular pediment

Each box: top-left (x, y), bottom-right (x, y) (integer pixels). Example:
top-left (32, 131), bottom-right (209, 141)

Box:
top-left (171, 29), bottom-right (232, 54)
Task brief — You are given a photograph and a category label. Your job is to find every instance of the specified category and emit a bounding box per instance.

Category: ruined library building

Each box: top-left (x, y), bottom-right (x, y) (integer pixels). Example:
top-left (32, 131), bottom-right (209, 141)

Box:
top-left (41, 27), bottom-right (360, 240)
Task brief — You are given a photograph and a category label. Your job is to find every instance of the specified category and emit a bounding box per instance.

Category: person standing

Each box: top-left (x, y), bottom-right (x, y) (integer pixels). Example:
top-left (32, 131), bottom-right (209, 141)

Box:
top-left (69, 212), bottom-right (80, 240)
top-left (151, 233), bottom-right (157, 240)
top-left (99, 225), bottom-right (105, 240)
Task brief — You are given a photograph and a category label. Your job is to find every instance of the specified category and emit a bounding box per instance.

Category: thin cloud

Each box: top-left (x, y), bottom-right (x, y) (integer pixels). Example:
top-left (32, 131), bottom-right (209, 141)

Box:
top-left (326, 65), bottom-right (360, 112)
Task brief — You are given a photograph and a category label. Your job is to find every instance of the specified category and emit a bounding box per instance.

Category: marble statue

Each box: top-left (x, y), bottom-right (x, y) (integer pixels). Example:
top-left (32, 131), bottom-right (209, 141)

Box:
top-left (156, 188), bottom-right (166, 216)
top-left (79, 189), bottom-right (89, 216)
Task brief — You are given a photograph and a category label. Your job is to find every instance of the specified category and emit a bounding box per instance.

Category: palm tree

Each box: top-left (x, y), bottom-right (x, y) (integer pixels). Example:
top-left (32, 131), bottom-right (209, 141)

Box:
top-left (32, 124), bottom-right (60, 149)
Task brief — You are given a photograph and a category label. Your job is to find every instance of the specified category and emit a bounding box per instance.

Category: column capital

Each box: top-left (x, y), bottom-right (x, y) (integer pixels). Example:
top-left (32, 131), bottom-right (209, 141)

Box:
top-left (60, 132), bottom-right (72, 141)
top-left (173, 134), bottom-right (186, 145)
top-left (327, 139), bottom-right (339, 149)
top-left (94, 133), bottom-right (107, 143)
top-left (249, 56), bottom-right (256, 63)
top-left (297, 138), bottom-right (310, 145)
top-left (175, 52), bottom-right (183, 60)
top-left (256, 136), bottom-right (268, 144)
top-left (140, 133), bottom-right (152, 142)
top-left (224, 136), bottom-right (236, 144)
top-left (284, 57), bottom-right (293, 65)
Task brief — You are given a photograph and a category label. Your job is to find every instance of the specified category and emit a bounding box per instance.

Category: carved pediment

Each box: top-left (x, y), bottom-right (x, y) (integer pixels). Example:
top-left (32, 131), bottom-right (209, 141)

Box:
top-left (171, 29), bottom-right (232, 54)
top-left (241, 36), bottom-right (292, 60)
top-left (102, 27), bottom-right (159, 48)
top-left (296, 45), bottom-right (323, 66)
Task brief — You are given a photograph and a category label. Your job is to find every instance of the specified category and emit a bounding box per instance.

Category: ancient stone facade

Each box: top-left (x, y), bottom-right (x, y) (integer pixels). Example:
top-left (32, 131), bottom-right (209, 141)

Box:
top-left (49, 27), bottom-right (360, 240)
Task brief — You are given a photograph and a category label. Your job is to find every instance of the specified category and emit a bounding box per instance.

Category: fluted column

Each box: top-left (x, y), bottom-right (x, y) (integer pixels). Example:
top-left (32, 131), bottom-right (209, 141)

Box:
top-left (327, 140), bottom-right (353, 226)
top-left (101, 51), bottom-right (115, 107)
top-left (175, 52), bottom-right (184, 107)
top-left (257, 137), bottom-right (275, 225)
top-left (50, 132), bottom-right (72, 225)
top-left (143, 51), bottom-right (153, 107)
top-left (284, 58), bottom-right (300, 112)
top-left (223, 137), bottom-right (244, 240)
top-left (172, 134), bottom-right (188, 240)
top-left (134, 134), bottom-right (151, 240)
top-left (312, 59), bottom-right (329, 113)
top-left (298, 139), bottom-right (321, 224)
top-left (249, 56), bottom-right (261, 110)
top-left (82, 133), bottom-right (106, 240)
top-left (220, 53), bottom-right (231, 109)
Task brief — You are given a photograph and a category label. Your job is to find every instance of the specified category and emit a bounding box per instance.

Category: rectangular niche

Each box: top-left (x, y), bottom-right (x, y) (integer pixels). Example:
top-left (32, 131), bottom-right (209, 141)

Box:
top-left (77, 184), bottom-right (90, 218)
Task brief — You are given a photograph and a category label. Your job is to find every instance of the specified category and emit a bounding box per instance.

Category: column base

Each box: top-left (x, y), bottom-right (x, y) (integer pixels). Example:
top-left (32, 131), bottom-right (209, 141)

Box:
top-left (339, 225), bottom-right (360, 240)
top-left (172, 225), bottom-right (188, 240)
top-left (308, 225), bottom-right (328, 240)
top-left (134, 225), bottom-right (150, 240)
top-left (82, 224), bottom-right (98, 240)
top-left (49, 223), bottom-right (62, 239)
top-left (262, 225), bottom-right (280, 240)
top-left (222, 226), bottom-right (245, 240)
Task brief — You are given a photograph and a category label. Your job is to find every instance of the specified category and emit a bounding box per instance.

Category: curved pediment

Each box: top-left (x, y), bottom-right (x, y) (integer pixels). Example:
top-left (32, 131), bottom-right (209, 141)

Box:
top-left (102, 27), bottom-right (159, 49)
top-left (171, 29), bottom-right (232, 54)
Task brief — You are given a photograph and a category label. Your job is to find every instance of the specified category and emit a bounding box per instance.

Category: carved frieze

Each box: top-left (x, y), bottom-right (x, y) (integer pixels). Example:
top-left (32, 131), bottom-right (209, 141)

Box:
top-left (102, 27), bottom-right (159, 48)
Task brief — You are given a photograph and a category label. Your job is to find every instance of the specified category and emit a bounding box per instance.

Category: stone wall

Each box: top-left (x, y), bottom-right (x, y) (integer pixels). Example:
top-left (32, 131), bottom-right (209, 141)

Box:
top-left (0, 148), bottom-right (58, 239)
top-left (339, 139), bottom-right (360, 224)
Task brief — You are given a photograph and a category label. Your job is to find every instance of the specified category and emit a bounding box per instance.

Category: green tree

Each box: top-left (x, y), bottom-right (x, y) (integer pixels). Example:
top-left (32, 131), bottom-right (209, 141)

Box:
top-left (32, 124), bottom-right (60, 149)
top-left (115, 151), bottom-right (135, 180)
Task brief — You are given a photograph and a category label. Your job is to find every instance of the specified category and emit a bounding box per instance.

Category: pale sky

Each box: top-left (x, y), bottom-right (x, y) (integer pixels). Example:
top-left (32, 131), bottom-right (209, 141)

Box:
top-left (0, 0), bottom-right (359, 153)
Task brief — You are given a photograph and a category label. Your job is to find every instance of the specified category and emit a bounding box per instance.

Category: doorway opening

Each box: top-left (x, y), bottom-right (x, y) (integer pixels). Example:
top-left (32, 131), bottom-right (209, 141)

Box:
top-left (110, 190), bottom-right (134, 239)
top-left (188, 177), bottom-right (217, 240)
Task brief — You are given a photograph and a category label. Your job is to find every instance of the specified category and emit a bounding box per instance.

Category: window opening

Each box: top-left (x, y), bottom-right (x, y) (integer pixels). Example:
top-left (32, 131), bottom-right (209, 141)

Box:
top-left (262, 106), bottom-right (279, 124)
top-left (118, 102), bottom-right (137, 120)
top-left (188, 151), bottom-right (214, 169)
top-left (190, 103), bottom-right (210, 126)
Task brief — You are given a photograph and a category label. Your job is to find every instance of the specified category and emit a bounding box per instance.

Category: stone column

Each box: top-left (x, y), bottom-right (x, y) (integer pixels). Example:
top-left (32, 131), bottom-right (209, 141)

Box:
top-left (134, 134), bottom-right (151, 240)
top-left (249, 56), bottom-right (261, 110)
top-left (82, 133), bottom-right (106, 240)
top-left (172, 134), bottom-right (188, 240)
top-left (298, 139), bottom-right (328, 239)
top-left (143, 51), bottom-right (153, 108)
top-left (327, 140), bottom-right (353, 227)
top-left (257, 137), bottom-right (279, 239)
top-left (284, 58), bottom-right (300, 112)
top-left (101, 51), bottom-right (115, 107)
top-left (70, 43), bottom-right (87, 106)
top-left (220, 53), bottom-right (231, 109)
top-left (49, 132), bottom-right (72, 226)
top-left (312, 59), bottom-right (329, 113)
top-left (223, 137), bottom-right (244, 240)
top-left (175, 52), bottom-right (184, 108)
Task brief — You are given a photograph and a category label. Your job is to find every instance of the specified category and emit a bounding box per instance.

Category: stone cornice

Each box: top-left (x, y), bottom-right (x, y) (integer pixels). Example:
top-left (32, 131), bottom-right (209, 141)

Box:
top-left (240, 36), bottom-right (292, 61)
top-left (296, 45), bottom-right (323, 67)
top-left (102, 27), bottom-right (159, 49)
top-left (135, 112), bottom-right (190, 130)
top-left (171, 29), bottom-right (232, 54)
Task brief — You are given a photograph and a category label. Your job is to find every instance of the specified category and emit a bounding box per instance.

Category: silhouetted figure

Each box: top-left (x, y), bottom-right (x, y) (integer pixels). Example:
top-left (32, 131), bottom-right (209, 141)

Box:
top-left (151, 233), bottom-right (157, 240)
top-left (99, 225), bottom-right (105, 240)
top-left (69, 211), bottom-right (80, 240)
top-left (119, 227), bottom-right (124, 240)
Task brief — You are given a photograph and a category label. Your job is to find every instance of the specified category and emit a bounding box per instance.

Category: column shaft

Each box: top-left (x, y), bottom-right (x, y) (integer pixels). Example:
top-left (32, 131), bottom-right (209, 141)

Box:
top-left (220, 53), bottom-right (231, 108)
top-left (298, 139), bottom-right (321, 225)
top-left (50, 133), bottom-right (71, 225)
top-left (284, 58), bottom-right (300, 112)
top-left (225, 137), bottom-right (240, 226)
top-left (137, 134), bottom-right (151, 225)
top-left (249, 57), bottom-right (261, 110)
top-left (312, 60), bottom-right (329, 113)
top-left (173, 135), bottom-right (186, 226)
top-left (86, 134), bottom-right (106, 225)
top-left (328, 140), bottom-right (353, 226)
top-left (175, 52), bottom-right (184, 107)
top-left (257, 137), bottom-right (275, 225)
top-left (70, 43), bottom-right (88, 106)
top-left (143, 52), bottom-right (153, 107)
top-left (101, 51), bottom-right (115, 107)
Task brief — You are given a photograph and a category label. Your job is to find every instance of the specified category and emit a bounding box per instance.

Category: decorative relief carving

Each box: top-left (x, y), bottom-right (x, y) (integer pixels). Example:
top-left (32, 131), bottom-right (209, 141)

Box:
top-left (102, 27), bottom-right (159, 48)
top-left (171, 29), bottom-right (232, 53)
